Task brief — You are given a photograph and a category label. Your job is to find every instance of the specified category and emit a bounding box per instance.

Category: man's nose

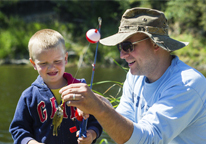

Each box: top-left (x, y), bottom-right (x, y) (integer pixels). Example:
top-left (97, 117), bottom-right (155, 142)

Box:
top-left (120, 50), bottom-right (130, 59)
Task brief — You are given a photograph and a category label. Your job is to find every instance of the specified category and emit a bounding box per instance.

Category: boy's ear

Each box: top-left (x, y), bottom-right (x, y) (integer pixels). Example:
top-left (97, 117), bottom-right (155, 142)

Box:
top-left (65, 52), bottom-right (68, 64)
top-left (29, 58), bottom-right (37, 70)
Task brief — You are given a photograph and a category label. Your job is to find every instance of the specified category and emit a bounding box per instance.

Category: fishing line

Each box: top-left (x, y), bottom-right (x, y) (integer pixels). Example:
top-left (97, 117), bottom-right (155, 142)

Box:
top-left (71, 42), bottom-right (91, 83)
top-left (72, 18), bottom-right (100, 83)
top-left (68, 17), bottom-right (102, 138)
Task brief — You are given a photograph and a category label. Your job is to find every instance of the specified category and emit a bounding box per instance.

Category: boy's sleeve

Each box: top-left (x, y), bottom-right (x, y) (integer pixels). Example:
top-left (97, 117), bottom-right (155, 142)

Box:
top-left (87, 114), bottom-right (103, 141)
top-left (77, 78), bottom-right (86, 84)
top-left (9, 90), bottom-right (35, 144)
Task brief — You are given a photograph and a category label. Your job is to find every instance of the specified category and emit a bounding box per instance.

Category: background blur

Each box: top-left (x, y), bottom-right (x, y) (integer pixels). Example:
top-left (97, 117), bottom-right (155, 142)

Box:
top-left (1, 0), bottom-right (206, 143)
top-left (1, 0), bottom-right (206, 70)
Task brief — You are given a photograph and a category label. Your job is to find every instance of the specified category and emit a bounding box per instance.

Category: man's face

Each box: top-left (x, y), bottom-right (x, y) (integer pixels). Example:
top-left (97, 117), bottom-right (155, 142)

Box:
top-left (120, 34), bottom-right (157, 77)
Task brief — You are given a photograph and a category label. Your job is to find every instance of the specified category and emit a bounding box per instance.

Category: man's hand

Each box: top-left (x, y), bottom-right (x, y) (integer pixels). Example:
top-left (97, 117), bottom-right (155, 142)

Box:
top-left (60, 83), bottom-right (103, 116)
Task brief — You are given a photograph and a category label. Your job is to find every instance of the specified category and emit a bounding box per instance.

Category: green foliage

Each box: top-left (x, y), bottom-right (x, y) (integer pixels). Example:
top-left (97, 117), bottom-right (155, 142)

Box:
top-left (99, 138), bottom-right (109, 144)
top-left (91, 81), bottom-right (122, 108)
top-left (0, 30), bottom-right (15, 58)
top-left (0, 15), bottom-right (47, 58)
top-left (113, 59), bottom-right (129, 73)
top-left (172, 33), bottom-right (206, 68)
top-left (0, 0), bottom-right (127, 61)
top-left (52, 0), bottom-right (125, 42)
top-left (166, 0), bottom-right (198, 32)
top-left (1, 0), bottom-right (206, 70)
top-left (90, 59), bottom-right (128, 108)
top-left (165, 0), bottom-right (206, 34)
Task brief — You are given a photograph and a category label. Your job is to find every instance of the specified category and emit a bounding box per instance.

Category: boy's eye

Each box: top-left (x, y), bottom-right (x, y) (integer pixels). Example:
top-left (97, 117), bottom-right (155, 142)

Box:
top-left (40, 62), bottom-right (47, 65)
top-left (55, 60), bottom-right (61, 63)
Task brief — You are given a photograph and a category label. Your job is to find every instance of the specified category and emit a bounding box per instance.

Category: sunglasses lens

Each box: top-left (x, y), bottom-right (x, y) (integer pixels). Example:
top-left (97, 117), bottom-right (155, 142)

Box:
top-left (117, 42), bottom-right (133, 52)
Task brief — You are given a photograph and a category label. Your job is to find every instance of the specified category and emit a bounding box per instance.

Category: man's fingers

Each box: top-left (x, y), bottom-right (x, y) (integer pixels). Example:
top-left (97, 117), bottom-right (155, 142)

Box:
top-left (60, 87), bottom-right (78, 97)
top-left (77, 109), bottom-right (90, 119)
top-left (66, 99), bottom-right (85, 109)
top-left (59, 83), bottom-right (99, 115)
top-left (59, 83), bottom-right (84, 94)
top-left (62, 93), bottom-right (83, 101)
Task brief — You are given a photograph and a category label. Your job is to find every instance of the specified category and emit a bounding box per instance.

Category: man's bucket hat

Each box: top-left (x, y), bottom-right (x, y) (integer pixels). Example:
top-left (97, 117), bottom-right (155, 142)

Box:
top-left (100, 7), bottom-right (189, 52)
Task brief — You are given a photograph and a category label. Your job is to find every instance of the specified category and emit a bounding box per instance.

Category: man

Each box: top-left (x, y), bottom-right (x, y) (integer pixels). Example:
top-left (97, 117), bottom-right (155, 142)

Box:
top-left (60, 7), bottom-right (206, 144)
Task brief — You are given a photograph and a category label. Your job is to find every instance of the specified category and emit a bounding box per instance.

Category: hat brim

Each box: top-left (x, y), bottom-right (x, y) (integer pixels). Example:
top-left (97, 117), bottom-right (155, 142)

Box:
top-left (151, 34), bottom-right (189, 51)
top-left (99, 32), bottom-right (138, 46)
top-left (99, 32), bottom-right (189, 51)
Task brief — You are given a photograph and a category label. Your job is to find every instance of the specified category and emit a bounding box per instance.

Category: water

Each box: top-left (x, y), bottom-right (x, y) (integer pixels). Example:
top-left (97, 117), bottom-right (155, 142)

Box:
top-left (0, 65), bottom-right (127, 144)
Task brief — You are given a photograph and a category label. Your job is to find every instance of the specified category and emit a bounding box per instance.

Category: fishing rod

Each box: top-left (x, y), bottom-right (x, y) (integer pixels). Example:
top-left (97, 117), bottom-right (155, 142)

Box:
top-left (69, 17), bottom-right (102, 138)
top-left (79, 17), bottom-right (102, 138)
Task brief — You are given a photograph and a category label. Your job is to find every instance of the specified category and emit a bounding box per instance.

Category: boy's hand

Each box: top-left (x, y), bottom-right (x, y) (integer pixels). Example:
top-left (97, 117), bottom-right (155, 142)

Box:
top-left (76, 129), bottom-right (97, 144)
top-left (28, 139), bottom-right (45, 144)
top-left (77, 108), bottom-right (90, 119)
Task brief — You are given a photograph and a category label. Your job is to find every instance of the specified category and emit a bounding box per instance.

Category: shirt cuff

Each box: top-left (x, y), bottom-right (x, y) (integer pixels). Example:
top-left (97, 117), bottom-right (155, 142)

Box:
top-left (21, 137), bottom-right (34, 144)
top-left (88, 126), bottom-right (101, 138)
top-left (124, 123), bottom-right (141, 144)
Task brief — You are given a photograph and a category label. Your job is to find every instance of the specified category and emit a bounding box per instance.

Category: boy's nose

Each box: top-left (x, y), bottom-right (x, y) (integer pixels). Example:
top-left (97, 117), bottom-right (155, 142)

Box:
top-left (48, 63), bottom-right (55, 69)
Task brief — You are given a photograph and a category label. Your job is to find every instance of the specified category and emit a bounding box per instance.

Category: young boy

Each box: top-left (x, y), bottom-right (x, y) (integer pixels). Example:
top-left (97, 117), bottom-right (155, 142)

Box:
top-left (9, 29), bottom-right (102, 144)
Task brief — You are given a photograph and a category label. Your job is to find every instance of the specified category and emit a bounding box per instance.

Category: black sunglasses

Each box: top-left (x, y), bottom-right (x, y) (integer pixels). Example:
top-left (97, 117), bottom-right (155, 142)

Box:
top-left (117, 37), bottom-right (149, 53)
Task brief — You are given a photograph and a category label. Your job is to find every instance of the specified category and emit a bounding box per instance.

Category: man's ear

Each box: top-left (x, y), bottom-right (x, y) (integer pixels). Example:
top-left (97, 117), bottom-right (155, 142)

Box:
top-left (153, 43), bottom-right (160, 51)
top-left (29, 58), bottom-right (37, 70)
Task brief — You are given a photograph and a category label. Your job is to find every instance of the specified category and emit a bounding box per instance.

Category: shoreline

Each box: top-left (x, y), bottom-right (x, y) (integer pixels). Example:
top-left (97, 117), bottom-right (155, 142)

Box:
top-left (1, 58), bottom-right (206, 72)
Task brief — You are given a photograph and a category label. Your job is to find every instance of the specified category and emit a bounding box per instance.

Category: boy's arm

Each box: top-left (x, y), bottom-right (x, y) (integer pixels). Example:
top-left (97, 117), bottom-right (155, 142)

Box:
top-left (9, 91), bottom-right (35, 144)
top-left (87, 114), bottom-right (103, 141)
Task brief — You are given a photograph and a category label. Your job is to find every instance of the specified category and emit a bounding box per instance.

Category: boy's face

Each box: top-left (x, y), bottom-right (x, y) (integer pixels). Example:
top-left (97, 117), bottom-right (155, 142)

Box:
top-left (30, 45), bottom-right (68, 89)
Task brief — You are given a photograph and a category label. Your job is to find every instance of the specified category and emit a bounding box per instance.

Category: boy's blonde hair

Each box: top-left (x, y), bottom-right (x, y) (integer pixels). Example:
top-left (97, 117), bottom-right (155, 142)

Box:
top-left (28, 29), bottom-right (66, 60)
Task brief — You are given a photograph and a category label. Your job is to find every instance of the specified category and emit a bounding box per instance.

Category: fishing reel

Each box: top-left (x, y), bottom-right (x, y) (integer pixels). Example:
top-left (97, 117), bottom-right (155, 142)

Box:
top-left (69, 110), bottom-right (87, 138)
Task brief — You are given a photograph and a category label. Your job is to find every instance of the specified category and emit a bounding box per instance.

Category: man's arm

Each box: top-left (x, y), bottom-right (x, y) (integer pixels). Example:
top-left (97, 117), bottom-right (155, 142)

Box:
top-left (93, 99), bottom-right (134, 144)
top-left (95, 93), bottom-right (113, 107)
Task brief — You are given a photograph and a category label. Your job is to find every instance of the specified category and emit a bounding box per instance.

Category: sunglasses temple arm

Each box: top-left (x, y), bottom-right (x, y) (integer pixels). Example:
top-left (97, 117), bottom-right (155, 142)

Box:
top-left (132, 37), bottom-right (149, 45)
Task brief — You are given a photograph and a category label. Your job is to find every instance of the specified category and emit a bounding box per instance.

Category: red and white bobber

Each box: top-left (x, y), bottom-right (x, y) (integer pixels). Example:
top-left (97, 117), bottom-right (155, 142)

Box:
top-left (86, 29), bottom-right (101, 43)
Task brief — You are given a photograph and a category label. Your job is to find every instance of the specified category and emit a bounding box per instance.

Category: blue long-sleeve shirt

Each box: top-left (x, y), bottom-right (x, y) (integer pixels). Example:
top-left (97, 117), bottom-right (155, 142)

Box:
top-left (116, 56), bottom-right (206, 144)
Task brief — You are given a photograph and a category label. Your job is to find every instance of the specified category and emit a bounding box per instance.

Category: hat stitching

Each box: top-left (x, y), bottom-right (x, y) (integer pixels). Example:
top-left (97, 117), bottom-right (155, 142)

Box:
top-left (119, 25), bottom-right (168, 35)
